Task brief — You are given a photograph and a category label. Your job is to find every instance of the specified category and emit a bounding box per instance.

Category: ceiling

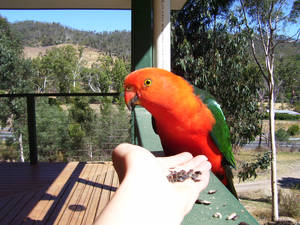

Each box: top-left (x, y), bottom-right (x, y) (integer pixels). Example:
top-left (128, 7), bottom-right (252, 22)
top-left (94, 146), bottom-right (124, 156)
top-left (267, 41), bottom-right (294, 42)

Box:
top-left (0, 0), bottom-right (186, 10)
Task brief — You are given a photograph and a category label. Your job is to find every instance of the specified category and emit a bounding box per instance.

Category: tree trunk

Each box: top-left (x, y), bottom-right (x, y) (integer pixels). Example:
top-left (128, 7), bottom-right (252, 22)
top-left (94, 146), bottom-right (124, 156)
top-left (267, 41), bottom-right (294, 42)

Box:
top-left (19, 133), bottom-right (24, 162)
top-left (269, 75), bottom-right (279, 221)
top-left (258, 121), bottom-right (263, 148)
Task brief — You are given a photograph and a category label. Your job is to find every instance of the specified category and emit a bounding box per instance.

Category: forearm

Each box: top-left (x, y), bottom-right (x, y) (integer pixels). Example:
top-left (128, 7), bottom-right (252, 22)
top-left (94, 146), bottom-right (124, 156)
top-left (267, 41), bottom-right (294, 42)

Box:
top-left (94, 173), bottom-right (183, 225)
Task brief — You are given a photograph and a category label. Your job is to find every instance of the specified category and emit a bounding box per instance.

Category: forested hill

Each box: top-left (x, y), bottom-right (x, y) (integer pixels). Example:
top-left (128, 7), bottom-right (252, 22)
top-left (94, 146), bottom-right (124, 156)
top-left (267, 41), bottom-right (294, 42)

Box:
top-left (6, 19), bottom-right (300, 64)
top-left (9, 20), bottom-right (131, 59)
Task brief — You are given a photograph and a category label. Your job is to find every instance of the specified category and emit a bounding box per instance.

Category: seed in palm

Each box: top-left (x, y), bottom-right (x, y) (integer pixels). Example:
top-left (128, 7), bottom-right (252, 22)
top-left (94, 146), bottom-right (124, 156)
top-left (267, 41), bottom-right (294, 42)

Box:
top-left (167, 169), bottom-right (202, 183)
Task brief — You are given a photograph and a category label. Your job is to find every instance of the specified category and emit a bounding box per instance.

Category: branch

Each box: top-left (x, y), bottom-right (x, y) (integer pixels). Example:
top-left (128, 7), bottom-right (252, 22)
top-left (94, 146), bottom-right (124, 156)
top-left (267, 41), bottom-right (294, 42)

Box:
top-left (256, 5), bottom-right (268, 56)
top-left (88, 73), bottom-right (101, 93)
top-left (239, 0), bottom-right (268, 82)
top-left (268, 1), bottom-right (275, 44)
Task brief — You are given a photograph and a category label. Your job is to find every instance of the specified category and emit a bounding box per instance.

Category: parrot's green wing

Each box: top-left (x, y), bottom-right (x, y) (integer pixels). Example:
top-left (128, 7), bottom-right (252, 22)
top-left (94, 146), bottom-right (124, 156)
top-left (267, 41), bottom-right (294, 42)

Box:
top-left (193, 87), bottom-right (236, 169)
top-left (194, 87), bottom-right (238, 198)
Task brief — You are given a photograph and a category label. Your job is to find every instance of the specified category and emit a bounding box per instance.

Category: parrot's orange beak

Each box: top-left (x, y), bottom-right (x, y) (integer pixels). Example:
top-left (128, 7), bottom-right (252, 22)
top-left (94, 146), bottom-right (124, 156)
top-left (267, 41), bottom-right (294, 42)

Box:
top-left (124, 88), bottom-right (140, 111)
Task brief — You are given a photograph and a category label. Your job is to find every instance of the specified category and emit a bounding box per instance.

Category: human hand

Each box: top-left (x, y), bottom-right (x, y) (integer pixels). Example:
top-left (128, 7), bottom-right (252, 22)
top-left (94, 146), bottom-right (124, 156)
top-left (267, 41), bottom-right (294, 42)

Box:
top-left (110, 143), bottom-right (211, 225)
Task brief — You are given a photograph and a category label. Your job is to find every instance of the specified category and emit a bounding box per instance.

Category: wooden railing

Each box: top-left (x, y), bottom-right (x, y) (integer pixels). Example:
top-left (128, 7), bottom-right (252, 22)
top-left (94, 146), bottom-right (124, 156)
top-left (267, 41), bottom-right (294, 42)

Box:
top-left (131, 106), bottom-right (260, 225)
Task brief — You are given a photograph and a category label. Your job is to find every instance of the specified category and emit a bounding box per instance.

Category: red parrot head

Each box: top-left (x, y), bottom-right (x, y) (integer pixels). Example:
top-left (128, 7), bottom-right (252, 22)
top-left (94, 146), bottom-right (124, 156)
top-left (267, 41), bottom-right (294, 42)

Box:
top-left (124, 68), bottom-right (195, 114)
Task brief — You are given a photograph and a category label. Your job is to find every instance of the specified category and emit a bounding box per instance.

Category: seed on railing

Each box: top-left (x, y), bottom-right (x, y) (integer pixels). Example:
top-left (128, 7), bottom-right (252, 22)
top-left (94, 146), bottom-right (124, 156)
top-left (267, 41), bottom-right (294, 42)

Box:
top-left (195, 199), bottom-right (212, 205)
top-left (226, 212), bottom-right (238, 220)
top-left (212, 212), bottom-right (222, 219)
top-left (208, 189), bottom-right (217, 194)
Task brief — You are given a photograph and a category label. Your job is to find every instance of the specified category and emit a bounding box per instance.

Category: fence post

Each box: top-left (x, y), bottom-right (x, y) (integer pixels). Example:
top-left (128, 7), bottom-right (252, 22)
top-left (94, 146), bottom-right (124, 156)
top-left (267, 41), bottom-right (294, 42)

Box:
top-left (26, 95), bottom-right (38, 165)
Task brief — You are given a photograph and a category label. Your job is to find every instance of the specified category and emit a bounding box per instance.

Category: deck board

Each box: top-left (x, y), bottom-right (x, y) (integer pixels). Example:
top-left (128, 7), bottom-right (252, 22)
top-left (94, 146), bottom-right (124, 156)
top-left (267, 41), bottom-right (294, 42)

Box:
top-left (0, 162), bottom-right (118, 225)
top-left (81, 164), bottom-right (107, 225)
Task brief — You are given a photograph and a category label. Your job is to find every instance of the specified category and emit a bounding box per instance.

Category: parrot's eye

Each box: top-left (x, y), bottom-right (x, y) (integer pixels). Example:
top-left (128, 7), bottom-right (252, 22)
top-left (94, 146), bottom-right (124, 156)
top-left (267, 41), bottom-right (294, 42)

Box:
top-left (144, 79), bottom-right (152, 87)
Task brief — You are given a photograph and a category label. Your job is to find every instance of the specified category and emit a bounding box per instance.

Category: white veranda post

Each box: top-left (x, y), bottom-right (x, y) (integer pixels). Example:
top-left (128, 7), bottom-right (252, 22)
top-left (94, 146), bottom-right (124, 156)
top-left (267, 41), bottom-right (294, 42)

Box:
top-left (154, 0), bottom-right (171, 71)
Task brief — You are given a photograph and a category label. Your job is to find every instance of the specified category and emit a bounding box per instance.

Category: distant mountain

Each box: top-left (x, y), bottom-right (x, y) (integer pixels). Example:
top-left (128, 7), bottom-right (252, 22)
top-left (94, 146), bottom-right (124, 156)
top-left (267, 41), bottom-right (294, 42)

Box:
top-left (6, 19), bottom-right (300, 64)
top-left (253, 35), bottom-right (300, 60)
top-left (9, 20), bottom-right (131, 60)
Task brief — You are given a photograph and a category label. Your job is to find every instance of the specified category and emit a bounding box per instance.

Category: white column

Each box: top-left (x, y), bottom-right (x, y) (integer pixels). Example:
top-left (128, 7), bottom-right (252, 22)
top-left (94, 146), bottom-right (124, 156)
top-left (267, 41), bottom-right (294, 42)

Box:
top-left (153, 0), bottom-right (171, 71)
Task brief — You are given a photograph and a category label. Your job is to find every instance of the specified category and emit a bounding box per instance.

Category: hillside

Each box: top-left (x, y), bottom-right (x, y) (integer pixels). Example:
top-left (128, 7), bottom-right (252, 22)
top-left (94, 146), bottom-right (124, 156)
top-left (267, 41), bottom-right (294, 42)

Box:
top-left (8, 19), bottom-right (300, 62)
top-left (253, 36), bottom-right (300, 59)
top-left (23, 44), bottom-right (103, 67)
top-left (9, 20), bottom-right (131, 60)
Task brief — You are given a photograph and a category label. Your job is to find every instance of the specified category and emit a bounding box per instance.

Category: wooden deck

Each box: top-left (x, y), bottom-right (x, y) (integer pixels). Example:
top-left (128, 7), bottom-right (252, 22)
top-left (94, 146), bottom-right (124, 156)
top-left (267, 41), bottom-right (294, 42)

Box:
top-left (0, 162), bottom-right (119, 225)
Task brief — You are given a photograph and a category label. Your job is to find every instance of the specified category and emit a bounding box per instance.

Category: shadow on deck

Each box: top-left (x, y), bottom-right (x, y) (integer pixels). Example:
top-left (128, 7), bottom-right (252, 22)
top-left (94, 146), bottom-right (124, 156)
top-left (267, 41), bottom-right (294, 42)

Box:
top-left (0, 162), bottom-right (118, 225)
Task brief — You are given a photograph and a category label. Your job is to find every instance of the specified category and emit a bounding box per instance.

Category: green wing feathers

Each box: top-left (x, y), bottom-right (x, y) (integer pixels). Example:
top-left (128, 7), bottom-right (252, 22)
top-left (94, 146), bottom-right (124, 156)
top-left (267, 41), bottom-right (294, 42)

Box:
top-left (193, 87), bottom-right (236, 169)
top-left (194, 87), bottom-right (238, 198)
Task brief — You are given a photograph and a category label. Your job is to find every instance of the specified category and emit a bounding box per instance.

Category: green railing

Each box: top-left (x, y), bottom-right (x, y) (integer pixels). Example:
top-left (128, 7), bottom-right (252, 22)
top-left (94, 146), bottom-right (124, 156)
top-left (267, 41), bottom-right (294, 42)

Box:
top-left (132, 106), bottom-right (260, 225)
top-left (0, 93), bottom-right (120, 164)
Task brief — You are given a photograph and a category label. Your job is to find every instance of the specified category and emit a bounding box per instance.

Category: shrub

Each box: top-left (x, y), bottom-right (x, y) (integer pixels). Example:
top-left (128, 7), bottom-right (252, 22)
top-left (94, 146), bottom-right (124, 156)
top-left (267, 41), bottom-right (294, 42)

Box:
top-left (238, 151), bottom-right (271, 182)
top-left (279, 189), bottom-right (300, 219)
top-left (262, 113), bottom-right (300, 120)
top-left (287, 125), bottom-right (300, 136)
top-left (275, 113), bottom-right (300, 121)
top-left (294, 102), bottom-right (300, 113)
top-left (275, 128), bottom-right (290, 141)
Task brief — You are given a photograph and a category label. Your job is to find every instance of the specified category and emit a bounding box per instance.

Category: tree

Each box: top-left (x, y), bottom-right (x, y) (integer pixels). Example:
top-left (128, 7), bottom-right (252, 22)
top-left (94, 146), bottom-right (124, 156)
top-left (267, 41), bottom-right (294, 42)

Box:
top-left (0, 16), bottom-right (35, 162)
top-left (67, 96), bottom-right (97, 160)
top-left (32, 45), bottom-right (79, 93)
top-left (81, 54), bottom-right (129, 93)
top-left (237, 0), bottom-right (300, 221)
top-left (34, 99), bottom-right (71, 161)
top-left (110, 57), bottom-right (130, 92)
top-left (94, 97), bottom-right (130, 160)
top-left (276, 55), bottom-right (300, 103)
top-left (171, 0), bottom-right (262, 146)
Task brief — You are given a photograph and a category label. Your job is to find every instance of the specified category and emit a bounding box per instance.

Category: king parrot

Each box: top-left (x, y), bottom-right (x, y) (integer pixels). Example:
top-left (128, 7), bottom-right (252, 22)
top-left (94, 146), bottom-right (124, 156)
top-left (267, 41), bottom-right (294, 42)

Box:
top-left (124, 67), bottom-right (237, 197)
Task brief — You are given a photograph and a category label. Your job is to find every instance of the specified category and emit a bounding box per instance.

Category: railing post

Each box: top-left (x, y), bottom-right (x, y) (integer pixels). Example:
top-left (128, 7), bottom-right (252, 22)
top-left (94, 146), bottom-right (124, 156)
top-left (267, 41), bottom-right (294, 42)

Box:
top-left (26, 95), bottom-right (38, 165)
top-left (131, 109), bottom-right (136, 144)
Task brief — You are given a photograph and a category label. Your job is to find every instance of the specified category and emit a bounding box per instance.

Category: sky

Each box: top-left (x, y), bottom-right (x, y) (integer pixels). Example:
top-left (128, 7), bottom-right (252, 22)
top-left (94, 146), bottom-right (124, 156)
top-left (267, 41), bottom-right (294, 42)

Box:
top-left (0, 8), bottom-right (298, 36)
top-left (0, 9), bottom-right (131, 32)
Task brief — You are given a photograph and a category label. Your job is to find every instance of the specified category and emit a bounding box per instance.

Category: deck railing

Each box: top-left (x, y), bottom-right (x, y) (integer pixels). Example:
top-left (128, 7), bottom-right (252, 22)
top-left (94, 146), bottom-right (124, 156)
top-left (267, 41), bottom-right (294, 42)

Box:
top-left (0, 93), bottom-right (124, 164)
top-left (131, 106), bottom-right (260, 225)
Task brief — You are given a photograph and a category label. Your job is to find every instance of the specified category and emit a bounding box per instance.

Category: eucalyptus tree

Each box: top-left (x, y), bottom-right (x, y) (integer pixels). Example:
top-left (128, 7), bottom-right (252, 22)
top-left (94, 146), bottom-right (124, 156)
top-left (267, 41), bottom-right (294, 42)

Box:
top-left (237, 0), bottom-right (300, 221)
top-left (0, 16), bottom-right (35, 162)
top-left (171, 0), bottom-right (262, 147)
top-left (32, 45), bottom-right (79, 93)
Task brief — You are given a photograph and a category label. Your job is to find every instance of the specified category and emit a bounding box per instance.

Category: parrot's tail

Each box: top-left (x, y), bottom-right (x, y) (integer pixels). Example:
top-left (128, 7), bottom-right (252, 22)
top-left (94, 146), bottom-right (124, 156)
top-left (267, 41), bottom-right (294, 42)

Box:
top-left (224, 165), bottom-right (238, 199)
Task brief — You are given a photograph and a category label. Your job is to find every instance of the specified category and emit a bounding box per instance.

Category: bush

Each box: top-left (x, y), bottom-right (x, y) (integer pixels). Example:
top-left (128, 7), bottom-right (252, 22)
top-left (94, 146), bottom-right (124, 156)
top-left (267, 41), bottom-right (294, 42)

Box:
top-left (262, 113), bottom-right (300, 120)
top-left (275, 128), bottom-right (290, 141)
top-left (294, 102), bottom-right (300, 113)
top-left (279, 189), bottom-right (300, 219)
top-left (287, 125), bottom-right (300, 136)
top-left (275, 113), bottom-right (300, 120)
top-left (238, 151), bottom-right (271, 182)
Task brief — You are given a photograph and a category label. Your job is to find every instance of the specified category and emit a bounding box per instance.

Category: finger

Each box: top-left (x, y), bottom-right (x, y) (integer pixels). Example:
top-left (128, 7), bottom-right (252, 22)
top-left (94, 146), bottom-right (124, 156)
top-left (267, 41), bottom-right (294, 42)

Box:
top-left (157, 152), bottom-right (193, 169)
top-left (193, 155), bottom-right (212, 173)
top-left (169, 155), bottom-right (209, 172)
top-left (112, 143), bottom-right (143, 160)
top-left (112, 143), bottom-right (150, 182)
top-left (112, 143), bottom-right (132, 182)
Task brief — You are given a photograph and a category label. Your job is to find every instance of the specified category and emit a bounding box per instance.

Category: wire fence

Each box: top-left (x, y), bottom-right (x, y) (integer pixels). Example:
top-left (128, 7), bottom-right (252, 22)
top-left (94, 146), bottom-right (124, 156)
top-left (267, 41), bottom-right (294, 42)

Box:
top-left (0, 93), bottom-right (131, 163)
